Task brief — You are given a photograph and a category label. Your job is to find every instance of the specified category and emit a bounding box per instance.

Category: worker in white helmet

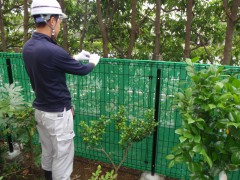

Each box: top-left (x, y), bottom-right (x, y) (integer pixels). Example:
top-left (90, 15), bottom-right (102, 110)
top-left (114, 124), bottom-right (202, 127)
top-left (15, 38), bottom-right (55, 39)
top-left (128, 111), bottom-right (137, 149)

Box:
top-left (22, 0), bottom-right (100, 179)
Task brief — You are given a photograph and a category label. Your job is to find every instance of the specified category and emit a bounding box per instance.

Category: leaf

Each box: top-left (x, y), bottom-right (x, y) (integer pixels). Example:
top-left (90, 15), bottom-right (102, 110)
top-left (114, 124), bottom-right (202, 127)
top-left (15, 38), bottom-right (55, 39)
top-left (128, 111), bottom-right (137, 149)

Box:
top-left (179, 136), bottom-right (187, 143)
top-left (204, 154), bottom-right (213, 168)
top-left (231, 152), bottom-right (240, 164)
top-left (219, 93), bottom-right (233, 101)
top-left (227, 122), bottom-right (240, 128)
top-left (193, 144), bottom-right (203, 153)
top-left (228, 112), bottom-right (235, 122)
top-left (177, 92), bottom-right (185, 100)
top-left (187, 118), bottom-right (195, 124)
top-left (196, 123), bottom-right (204, 130)
top-left (191, 57), bottom-right (199, 63)
top-left (186, 58), bottom-right (193, 65)
top-left (175, 128), bottom-right (184, 135)
top-left (214, 141), bottom-right (224, 150)
top-left (166, 154), bottom-right (175, 160)
top-left (215, 82), bottom-right (224, 88)
top-left (229, 146), bottom-right (240, 153)
top-left (188, 162), bottom-right (202, 172)
top-left (193, 136), bottom-right (201, 143)
top-left (232, 79), bottom-right (240, 88)
top-left (185, 88), bottom-right (192, 98)
top-left (208, 104), bottom-right (216, 109)
top-left (200, 149), bottom-right (213, 168)
top-left (168, 160), bottom-right (175, 168)
top-left (186, 66), bottom-right (194, 74)
top-left (184, 132), bottom-right (194, 139)
top-left (174, 155), bottom-right (187, 163)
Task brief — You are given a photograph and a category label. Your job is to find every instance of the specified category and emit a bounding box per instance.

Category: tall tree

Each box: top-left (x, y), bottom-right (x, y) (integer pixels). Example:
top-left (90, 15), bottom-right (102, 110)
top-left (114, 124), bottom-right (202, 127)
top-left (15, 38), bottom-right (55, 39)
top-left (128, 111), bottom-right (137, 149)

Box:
top-left (222, 0), bottom-right (240, 65)
top-left (79, 0), bottom-right (89, 51)
top-left (23, 0), bottom-right (29, 43)
top-left (96, 0), bottom-right (109, 57)
top-left (0, 0), bottom-right (7, 51)
top-left (184, 0), bottom-right (194, 58)
top-left (153, 0), bottom-right (162, 60)
top-left (59, 0), bottom-right (69, 52)
top-left (126, 0), bottom-right (137, 59)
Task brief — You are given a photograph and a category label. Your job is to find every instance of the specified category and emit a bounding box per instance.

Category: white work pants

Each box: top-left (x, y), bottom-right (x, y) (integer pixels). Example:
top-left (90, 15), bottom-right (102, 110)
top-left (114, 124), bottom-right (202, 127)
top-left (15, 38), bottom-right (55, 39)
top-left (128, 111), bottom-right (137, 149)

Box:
top-left (35, 108), bottom-right (75, 180)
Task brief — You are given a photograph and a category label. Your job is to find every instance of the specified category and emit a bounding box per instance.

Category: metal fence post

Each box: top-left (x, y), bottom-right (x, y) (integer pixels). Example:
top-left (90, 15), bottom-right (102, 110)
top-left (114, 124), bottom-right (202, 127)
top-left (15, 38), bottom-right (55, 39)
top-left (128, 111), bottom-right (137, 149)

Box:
top-left (6, 58), bottom-right (14, 153)
top-left (151, 69), bottom-right (161, 175)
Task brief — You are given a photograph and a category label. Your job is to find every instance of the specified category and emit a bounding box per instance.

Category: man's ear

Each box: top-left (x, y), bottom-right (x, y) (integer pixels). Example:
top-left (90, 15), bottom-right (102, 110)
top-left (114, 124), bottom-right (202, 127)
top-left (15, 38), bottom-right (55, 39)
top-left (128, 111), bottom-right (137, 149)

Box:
top-left (49, 17), bottom-right (56, 27)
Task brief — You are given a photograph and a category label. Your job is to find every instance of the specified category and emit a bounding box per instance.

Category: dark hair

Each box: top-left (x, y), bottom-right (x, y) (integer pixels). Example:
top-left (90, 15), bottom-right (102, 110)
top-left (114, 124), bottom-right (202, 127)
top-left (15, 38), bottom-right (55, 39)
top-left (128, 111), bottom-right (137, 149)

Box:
top-left (34, 14), bottom-right (59, 27)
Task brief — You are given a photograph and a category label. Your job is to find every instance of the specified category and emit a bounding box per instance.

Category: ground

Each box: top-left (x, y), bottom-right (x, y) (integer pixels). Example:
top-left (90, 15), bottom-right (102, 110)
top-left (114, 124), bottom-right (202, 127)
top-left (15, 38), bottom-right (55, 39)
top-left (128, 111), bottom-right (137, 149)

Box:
top-left (71, 157), bottom-right (178, 180)
top-left (3, 155), bottom-right (178, 179)
top-left (71, 157), bottom-right (142, 180)
top-left (0, 147), bottom-right (174, 180)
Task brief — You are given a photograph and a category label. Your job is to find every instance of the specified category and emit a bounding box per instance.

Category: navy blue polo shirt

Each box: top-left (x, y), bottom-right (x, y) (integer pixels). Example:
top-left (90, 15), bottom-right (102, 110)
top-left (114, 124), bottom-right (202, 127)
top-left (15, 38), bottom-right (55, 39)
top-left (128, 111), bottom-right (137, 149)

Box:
top-left (23, 32), bottom-right (95, 112)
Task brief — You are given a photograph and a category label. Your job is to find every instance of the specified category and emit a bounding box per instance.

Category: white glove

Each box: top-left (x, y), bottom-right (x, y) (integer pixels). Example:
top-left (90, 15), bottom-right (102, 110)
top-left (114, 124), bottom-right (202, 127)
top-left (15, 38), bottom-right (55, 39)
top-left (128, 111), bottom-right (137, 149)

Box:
top-left (89, 54), bottom-right (100, 66)
top-left (73, 50), bottom-right (90, 61)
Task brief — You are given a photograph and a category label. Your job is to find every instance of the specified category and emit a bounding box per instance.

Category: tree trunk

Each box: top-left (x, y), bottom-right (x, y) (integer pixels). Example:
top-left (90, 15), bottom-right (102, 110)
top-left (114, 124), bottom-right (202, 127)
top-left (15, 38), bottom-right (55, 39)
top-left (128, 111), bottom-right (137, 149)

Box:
top-left (59, 0), bottom-right (69, 52)
top-left (184, 0), bottom-right (194, 59)
top-left (79, 0), bottom-right (88, 51)
top-left (222, 0), bottom-right (240, 65)
top-left (0, 0), bottom-right (7, 51)
top-left (96, 0), bottom-right (109, 57)
top-left (152, 0), bottom-right (161, 60)
top-left (126, 0), bottom-right (137, 59)
top-left (23, 0), bottom-right (29, 43)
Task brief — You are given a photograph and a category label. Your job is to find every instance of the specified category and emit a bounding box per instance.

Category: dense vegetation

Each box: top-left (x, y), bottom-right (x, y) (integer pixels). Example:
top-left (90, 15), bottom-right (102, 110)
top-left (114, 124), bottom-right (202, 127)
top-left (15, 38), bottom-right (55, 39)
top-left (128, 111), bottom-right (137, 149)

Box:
top-left (0, 0), bottom-right (239, 65)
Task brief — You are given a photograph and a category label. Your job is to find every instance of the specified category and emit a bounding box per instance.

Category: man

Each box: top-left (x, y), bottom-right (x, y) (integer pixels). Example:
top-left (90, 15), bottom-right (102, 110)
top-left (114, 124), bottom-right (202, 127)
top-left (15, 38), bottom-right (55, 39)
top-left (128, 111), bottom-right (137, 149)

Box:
top-left (22, 0), bottom-right (100, 179)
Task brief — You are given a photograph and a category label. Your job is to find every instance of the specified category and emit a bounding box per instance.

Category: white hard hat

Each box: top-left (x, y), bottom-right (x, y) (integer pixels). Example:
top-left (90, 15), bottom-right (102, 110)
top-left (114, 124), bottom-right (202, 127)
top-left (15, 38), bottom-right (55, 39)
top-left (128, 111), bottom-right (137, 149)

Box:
top-left (31, 0), bottom-right (67, 19)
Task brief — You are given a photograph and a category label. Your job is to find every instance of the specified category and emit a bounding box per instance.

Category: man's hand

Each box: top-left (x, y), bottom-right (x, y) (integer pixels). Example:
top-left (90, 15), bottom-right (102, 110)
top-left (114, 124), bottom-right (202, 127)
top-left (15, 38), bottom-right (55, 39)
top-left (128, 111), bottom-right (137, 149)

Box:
top-left (73, 50), bottom-right (90, 61)
top-left (89, 54), bottom-right (100, 66)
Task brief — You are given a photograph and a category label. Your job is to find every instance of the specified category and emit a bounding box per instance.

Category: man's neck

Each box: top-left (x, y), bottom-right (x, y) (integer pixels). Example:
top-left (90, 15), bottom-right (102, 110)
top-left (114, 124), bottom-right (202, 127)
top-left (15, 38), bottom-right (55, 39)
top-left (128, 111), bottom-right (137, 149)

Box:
top-left (36, 27), bottom-right (51, 37)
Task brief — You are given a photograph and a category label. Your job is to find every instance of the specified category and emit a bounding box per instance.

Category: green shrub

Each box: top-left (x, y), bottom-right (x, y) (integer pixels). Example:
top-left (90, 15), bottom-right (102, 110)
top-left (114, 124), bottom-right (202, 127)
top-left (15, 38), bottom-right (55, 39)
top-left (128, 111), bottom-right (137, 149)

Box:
top-left (80, 106), bottom-right (157, 178)
top-left (166, 59), bottom-right (240, 179)
top-left (0, 83), bottom-right (40, 177)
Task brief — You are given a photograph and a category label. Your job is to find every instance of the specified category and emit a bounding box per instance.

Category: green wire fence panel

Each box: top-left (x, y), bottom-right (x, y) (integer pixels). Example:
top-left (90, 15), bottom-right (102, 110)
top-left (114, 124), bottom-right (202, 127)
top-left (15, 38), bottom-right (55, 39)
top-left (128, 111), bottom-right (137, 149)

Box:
top-left (0, 53), bottom-right (9, 92)
top-left (71, 59), bottom-right (156, 172)
top-left (1, 52), bottom-right (240, 180)
top-left (0, 52), bottom-right (34, 102)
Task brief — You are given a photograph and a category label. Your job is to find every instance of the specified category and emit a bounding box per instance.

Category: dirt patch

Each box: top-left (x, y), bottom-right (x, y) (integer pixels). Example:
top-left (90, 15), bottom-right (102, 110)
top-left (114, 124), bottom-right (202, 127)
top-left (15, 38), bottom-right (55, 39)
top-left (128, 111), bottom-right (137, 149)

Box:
top-left (3, 154), bottom-right (178, 179)
top-left (71, 156), bottom-right (142, 180)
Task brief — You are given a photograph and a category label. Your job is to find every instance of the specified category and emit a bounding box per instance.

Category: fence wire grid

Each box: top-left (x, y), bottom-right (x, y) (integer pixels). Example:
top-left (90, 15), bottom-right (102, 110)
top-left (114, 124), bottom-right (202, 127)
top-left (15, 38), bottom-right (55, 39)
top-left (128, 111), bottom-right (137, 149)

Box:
top-left (1, 52), bottom-right (240, 180)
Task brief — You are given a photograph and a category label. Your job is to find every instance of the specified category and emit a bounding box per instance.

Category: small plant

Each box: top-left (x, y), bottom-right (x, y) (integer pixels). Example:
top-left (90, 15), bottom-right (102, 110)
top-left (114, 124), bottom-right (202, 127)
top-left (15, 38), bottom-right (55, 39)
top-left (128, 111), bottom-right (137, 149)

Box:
top-left (80, 106), bottom-right (158, 179)
top-left (0, 83), bottom-right (40, 177)
top-left (13, 106), bottom-right (40, 168)
top-left (89, 165), bottom-right (117, 180)
top-left (166, 59), bottom-right (240, 179)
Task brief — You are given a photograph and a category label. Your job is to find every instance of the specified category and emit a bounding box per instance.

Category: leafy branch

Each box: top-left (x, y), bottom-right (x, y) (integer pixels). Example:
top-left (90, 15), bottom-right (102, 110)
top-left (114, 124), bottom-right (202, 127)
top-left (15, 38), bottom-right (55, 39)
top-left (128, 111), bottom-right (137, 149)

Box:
top-left (166, 59), bottom-right (240, 179)
top-left (80, 106), bottom-right (157, 178)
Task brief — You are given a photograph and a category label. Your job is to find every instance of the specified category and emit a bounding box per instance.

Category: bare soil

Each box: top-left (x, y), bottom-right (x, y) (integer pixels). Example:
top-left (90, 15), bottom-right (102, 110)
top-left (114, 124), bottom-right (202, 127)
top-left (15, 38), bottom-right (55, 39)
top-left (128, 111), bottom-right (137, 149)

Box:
top-left (71, 156), bottom-right (142, 180)
top-left (4, 154), bottom-right (178, 180)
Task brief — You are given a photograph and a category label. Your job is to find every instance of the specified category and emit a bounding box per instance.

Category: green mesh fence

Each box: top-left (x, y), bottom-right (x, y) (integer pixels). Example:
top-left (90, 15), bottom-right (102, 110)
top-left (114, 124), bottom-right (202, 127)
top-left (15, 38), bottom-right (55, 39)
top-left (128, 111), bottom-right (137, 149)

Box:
top-left (1, 52), bottom-right (240, 179)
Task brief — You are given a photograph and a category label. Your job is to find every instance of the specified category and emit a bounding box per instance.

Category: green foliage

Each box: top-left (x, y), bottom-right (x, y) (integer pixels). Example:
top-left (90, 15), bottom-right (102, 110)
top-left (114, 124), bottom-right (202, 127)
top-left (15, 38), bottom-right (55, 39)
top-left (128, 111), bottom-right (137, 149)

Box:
top-left (80, 116), bottom-right (111, 147)
top-left (80, 106), bottom-right (157, 175)
top-left (0, 0), bottom-right (238, 63)
top-left (0, 83), bottom-right (40, 176)
top-left (166, 59), bottom-right (240, 179)
top-left (112, 107), bottom-right (157, 148)
top-left (1, 0), bottom-right (240, 64)
top-left (0, 83), bottom-right (25, 119)
top-left (89, 165), bottom-right (117, 180)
